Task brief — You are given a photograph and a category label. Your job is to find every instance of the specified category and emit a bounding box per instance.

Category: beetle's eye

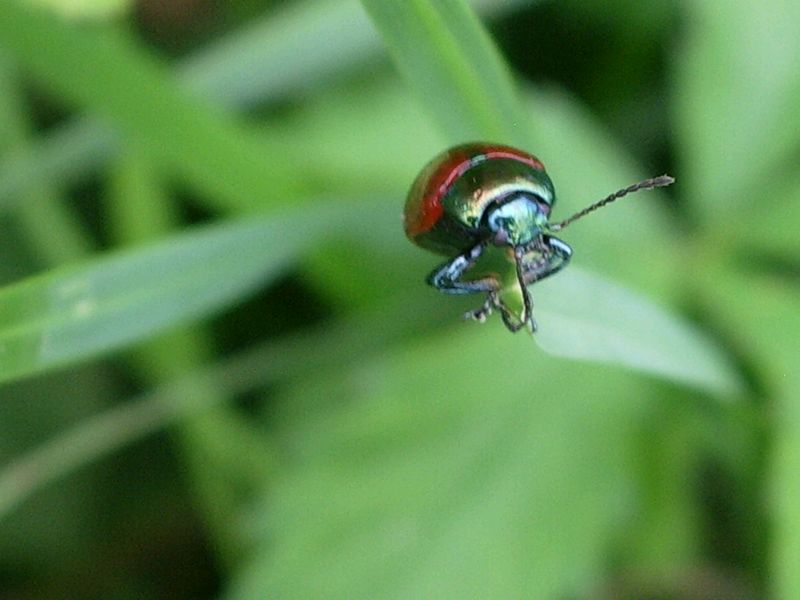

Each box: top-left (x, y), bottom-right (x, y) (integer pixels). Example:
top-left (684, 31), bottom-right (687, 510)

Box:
top-left (536, 199), bottom-right (551, 216)
top-left (485, 215), bottom-right (506, 238)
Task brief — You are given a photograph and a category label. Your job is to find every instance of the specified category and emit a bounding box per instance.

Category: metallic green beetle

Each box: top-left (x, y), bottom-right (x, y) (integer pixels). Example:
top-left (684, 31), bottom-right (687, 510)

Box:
top-left (404, 142), bottom-right (674, 333)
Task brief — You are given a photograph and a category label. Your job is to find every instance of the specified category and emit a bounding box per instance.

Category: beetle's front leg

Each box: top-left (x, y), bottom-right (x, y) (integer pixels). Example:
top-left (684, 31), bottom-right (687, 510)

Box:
top-left (426, 242), bottom-right (523, 328)
top-left (508, 236), bottom-right (574, 333)
top-left (520, 235), bottom-right (572, 285)
top-left (509, 246), bottom-right (536, 333)
top-left (427, 242), bottom-right (492, 294)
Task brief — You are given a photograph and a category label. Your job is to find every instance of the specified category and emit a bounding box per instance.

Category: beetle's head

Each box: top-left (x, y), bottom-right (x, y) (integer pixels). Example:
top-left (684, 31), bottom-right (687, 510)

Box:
top-left (483, 193), bottom-right (551, 247)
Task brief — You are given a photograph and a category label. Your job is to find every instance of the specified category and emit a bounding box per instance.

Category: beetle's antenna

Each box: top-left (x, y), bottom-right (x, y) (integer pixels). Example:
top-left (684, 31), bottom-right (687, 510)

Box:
top-left (549, 175), bottom-right (674, 232)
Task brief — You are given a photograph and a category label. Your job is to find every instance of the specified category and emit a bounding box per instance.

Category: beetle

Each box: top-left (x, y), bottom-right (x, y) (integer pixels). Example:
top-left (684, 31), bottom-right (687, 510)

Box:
top-left (404, 142), bottom-right (674, 333)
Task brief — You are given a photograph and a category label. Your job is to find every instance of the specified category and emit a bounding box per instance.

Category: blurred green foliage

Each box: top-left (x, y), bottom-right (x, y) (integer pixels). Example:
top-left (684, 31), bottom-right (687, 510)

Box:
top-left (0, 0), bottom-right (798, 598)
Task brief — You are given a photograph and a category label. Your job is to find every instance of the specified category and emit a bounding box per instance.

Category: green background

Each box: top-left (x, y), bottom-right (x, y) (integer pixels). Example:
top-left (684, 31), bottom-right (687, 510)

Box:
top-left (0, 0), bottom-right (798, 598)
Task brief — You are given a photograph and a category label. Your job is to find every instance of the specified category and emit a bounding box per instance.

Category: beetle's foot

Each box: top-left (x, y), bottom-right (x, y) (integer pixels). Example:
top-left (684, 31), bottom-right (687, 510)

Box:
top-left (464, 304), bottom-right (492, 323)
top-left (499, 310), bottom-right (526, 333)
top-left (464, 293), bottom-right (497, 324)
top-left (498, 300), bottom-right (536, 334)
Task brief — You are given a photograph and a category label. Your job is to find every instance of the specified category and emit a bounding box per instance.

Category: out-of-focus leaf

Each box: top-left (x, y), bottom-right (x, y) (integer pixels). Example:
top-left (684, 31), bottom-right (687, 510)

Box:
top-left (226, 327), bottom-right (644, 599)
top-left (24, 0), bottom-right (129, 21)
top-left (0, 203), bottom-right (369, 383)
top-left (182, 0), bottom-right (533, 109)
top-left (0, 368), bottom-right (110, 565)
top-left (0, 0), bottom-right (532, 211)
top-left (534, 267), bottom-right (743, 398)
top-left (770, 371), bottom-right (800, 599)
top-left (0, 57), bottom-right (92, 263)
top-left (0, 293), bottom-right (456, 522)
top-left (180, 0), bottom-right (383, 109)
top-left (0, 117), bottom-right (116, 210)
top-left (106, 147), bottom-right (275, 565)
top-left (620, 403), bottom-right (702, 570)
top-left (0, 2), bottom-right (310, 213)
top-left (714, 170), bottom-right (800, 256)
top-left (264, 80), bottom-right (443, 199)
top-left (701, 264), bottom-right (800, 600)
top-left (674, 0), bottom-right (800, 222)
top-left (359, 0), bottom-right (530, 145)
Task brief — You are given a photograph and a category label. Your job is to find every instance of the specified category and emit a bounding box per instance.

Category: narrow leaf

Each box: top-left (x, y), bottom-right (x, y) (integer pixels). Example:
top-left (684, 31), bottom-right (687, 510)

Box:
top-left (0, 0), bottom-right (532, 211)
top-left (0, 204), bottom-right (359, 383)
top-left (534, 267), bottom-right (743, 398)
top-left (0, 2), bottom-right (309, 212)
top-left (359, 0), bottom-right (529, 145)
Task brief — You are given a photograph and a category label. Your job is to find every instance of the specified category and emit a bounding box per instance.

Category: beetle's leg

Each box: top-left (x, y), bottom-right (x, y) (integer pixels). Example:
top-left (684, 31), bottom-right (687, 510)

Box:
top-left (467, 292), bottom-right (500, 324)
top-left (499, 246), bottom-right (535, 333)
top-left (506, 236), bottom-right (573, 333)
top-left (427, 242), bottom-right (491, 293)
top-left (426, 242), bottom-right (522, 328)
top-left (520, 235), bottom-right (572, 285)
top-left (484, 292), bottom-right (526, 331)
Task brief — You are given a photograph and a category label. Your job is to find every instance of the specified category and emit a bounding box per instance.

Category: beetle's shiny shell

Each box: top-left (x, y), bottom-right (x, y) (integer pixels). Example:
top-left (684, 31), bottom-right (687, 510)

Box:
top-left (404, 142), bottom-right (556, 255)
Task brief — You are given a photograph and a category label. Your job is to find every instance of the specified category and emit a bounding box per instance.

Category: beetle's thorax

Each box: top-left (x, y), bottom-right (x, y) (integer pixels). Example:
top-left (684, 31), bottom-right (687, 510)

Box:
top-left (484, 194), bottom-right (550, 246)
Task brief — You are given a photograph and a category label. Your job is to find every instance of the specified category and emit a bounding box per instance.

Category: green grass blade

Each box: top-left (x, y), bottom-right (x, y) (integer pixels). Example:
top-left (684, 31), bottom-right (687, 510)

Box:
top-left (180, 0), bottom-right (382, 109)
top-left (182, 0), bottom-right (532, 108)
top-left (359, 0), bottom-right (529, 145)
top-left (0, 2), bottom-right (309, 213)
top-left (0, 205), bottom-right (353, 383)
top-left (0, 0), bottom-right (532, 212)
